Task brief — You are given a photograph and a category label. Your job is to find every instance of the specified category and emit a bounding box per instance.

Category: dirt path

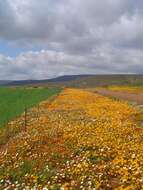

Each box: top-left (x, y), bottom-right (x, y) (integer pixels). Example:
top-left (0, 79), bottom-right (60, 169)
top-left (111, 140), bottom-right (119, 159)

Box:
top-left (94, 88), bottom-right (143, 105)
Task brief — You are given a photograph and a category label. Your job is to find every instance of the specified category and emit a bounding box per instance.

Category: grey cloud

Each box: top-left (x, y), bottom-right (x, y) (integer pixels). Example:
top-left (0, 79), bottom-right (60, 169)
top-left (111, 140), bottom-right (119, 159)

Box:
top-left (0, 48), bottom-right (142, 80)
top-left (0, 0), bottom-right (140, 42)
top-left (0, 0), bottom-right (143, 79)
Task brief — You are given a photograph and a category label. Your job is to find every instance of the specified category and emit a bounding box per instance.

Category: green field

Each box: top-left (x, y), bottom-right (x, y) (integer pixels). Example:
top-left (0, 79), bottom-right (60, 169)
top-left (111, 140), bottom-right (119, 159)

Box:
top-left (0, 87), bottom-right (61, 127)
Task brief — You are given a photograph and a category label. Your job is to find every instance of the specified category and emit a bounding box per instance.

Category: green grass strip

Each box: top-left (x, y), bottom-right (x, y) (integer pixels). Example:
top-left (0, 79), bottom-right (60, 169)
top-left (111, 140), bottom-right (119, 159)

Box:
top-left (0, 87), bottom-right (61, 127)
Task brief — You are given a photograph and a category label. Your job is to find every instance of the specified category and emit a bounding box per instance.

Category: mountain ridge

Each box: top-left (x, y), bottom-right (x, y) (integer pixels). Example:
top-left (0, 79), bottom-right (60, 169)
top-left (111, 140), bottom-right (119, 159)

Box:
top-left (1, 74), bottom-right (143, 87)
top-left (0, 75), bottom-right (93, 86)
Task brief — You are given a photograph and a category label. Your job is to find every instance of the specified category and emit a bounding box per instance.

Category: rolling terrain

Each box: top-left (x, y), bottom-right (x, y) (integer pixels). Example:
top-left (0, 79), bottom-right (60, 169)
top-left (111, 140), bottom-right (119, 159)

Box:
top-left (67, 75), bottom-right (143, 88)
top-left (1, 75), bottom-right (143, 88)
top-left (0, 75), bottom-right (92, 86)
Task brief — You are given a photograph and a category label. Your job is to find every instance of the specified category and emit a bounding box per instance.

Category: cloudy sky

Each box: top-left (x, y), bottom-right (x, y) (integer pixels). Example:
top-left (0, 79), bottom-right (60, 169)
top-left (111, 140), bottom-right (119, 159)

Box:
top-left (0, 0), bottom-right (143, 80)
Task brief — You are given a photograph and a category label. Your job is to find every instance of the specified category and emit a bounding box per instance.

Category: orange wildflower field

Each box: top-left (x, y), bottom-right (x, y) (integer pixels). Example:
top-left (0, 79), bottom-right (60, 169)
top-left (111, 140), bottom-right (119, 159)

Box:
top-left (0, 88), bottom-right (143, 190)
top-left (106, 86), bottom-right (143, 94)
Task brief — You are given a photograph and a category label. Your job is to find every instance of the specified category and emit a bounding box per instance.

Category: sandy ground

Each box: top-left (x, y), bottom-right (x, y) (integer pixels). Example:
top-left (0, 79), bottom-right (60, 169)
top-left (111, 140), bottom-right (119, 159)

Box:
top-left (89, 88), bottom-right (143, 105)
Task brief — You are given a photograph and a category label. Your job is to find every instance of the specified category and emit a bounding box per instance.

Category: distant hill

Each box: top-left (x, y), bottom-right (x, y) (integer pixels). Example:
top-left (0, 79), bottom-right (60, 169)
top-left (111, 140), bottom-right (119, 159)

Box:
top-left (0, 80), bottom-right (11, 85)
top-left (0, 75), bottom-right (93, 86)
top-left (1, 74), bottom-right (143, 87)
top-left (66, 75), bottom-right (143, 88)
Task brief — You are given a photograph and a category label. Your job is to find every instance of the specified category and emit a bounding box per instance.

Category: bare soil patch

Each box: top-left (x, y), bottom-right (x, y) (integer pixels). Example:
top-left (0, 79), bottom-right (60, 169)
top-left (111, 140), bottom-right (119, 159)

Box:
top-left (92, 88), bottom-right (143, 105)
